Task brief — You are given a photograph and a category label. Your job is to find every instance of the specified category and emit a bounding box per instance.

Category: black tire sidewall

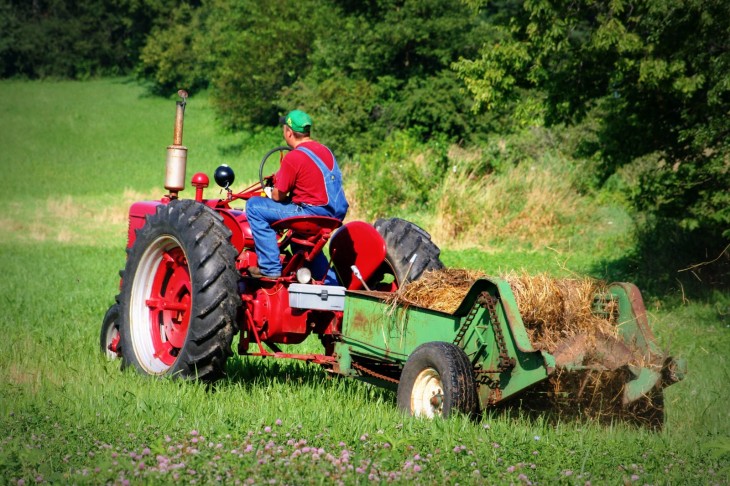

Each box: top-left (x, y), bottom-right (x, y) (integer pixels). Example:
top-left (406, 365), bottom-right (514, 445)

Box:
top-left (397, 342), bottom-right (478, 418)
top-left (100, 303), bottom-right (120, 356)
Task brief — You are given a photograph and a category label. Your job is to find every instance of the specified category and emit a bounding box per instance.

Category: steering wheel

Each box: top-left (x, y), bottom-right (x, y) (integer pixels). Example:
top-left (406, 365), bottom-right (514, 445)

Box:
top-left (259, 146), bottom-right (291, 189)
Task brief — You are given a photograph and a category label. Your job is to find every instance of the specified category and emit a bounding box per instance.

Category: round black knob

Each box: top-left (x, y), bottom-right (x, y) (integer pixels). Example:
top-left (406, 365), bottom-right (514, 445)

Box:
top-left (214, 164), bottom-right (235, 188)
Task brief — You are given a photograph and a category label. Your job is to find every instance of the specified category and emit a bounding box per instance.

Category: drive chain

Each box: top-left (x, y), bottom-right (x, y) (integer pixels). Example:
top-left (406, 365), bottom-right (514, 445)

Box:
top-left (478, 293), bottom-right (516, 372)
top-left (352, 361), bottom-right (400, 384)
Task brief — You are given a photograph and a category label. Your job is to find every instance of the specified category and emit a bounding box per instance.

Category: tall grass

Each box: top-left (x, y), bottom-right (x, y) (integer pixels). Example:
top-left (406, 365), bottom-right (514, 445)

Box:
top-left (0, 79), bottom-right (728, 484)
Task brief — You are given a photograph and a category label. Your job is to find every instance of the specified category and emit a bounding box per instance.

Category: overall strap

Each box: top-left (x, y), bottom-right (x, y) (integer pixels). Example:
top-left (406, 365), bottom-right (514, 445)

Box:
top-left (295, 146), bottom-right (337, 174)
top-left (294, 145), bottom-right (349, 220)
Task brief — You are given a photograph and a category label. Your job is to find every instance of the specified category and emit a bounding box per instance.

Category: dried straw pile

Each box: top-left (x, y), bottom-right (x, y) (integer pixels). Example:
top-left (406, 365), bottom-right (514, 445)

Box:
top-left (391, 268), bottom-right (618, 353)
top-left (502, 270), bottom-right (619, 352)
top-left (389, 268), bottom-right (487, 313)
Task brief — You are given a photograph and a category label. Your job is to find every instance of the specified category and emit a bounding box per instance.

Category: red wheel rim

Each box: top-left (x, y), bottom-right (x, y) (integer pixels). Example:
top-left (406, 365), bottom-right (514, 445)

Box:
top-left (146, 247), bottom-right (191, 366)
top-left (128, 234), bottom-right (193, 374)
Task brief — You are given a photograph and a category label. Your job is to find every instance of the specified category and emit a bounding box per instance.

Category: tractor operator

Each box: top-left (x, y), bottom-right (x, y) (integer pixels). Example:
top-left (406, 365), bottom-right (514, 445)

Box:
top-left (246, 110), bottom-right (349, 279)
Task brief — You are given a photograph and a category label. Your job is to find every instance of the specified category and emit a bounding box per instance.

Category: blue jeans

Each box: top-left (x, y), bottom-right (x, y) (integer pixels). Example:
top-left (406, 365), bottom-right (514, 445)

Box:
top-left (246, 196), bottom-right (333, 277)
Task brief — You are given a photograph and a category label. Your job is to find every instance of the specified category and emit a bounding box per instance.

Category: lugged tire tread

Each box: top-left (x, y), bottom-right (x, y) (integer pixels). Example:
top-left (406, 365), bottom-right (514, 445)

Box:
top-left (118, 199), bottom-right (240, 383)
top-left (374, 217), bottom-right (444, 284)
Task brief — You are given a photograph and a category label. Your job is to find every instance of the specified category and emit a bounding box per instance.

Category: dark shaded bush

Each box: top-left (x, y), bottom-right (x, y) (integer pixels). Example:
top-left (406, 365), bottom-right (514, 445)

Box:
top-left (0, 0), bottom-right (187, 79)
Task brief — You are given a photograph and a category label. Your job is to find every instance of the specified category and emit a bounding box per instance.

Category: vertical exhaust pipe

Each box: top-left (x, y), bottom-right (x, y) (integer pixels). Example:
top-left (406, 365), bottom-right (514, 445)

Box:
top-left (165, 90), bottom-right (188, 197)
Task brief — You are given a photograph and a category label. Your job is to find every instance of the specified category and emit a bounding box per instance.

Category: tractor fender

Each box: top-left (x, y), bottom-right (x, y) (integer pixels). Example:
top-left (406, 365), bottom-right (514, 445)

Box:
top-left (216, 208), bottom-right (251, 252)
top-left (127, 201), bottom-right (162, 248)
top-left (329, 221), bottom-right (387, 290)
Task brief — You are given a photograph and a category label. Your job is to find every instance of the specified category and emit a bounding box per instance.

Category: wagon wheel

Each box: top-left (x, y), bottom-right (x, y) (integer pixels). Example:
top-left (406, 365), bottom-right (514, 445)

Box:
top-left (259, 146), bottom-right (290, 189)
top-left (397, 342), bottom-right (478, 418)
top-left (372, 218), bottom-right (444, 290)
top-left (118, 199), bottom-right (241, 382)
top-left (100, 303), bottom-right (121, 359)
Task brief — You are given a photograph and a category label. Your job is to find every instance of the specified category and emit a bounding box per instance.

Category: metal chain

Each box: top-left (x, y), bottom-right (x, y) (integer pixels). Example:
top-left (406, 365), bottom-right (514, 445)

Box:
top-left (350, 293), bottom-right (513, 387)
top-left (452, 295), bottom-right (482, 347)
top-left (352, 361), bottom-right (400, 384)
top-left (479, 293), bottom-right (516, 372)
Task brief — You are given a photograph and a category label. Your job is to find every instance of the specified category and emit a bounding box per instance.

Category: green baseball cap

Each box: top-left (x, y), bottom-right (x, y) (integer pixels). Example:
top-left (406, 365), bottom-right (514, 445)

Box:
top-left (280, 110), bottom-right (312, 134)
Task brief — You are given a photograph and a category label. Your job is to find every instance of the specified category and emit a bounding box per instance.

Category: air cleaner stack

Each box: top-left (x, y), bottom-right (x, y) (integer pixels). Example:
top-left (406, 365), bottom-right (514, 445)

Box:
top-left (165, 90), bottom-right (188, 197)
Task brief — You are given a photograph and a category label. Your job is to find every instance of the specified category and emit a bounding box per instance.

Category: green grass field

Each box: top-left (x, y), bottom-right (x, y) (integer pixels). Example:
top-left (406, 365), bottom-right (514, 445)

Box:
top-left (1, 79), bottom-right (728, 484)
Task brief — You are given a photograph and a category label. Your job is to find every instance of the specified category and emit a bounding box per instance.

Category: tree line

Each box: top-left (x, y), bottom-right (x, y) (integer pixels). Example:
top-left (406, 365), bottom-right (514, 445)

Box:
top-left (2, 0), bottom-right (727, 287)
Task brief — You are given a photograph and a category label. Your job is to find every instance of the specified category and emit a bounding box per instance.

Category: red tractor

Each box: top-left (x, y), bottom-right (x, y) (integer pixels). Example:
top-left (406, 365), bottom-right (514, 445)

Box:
top-left (101, 92), bottom-right (443, 382)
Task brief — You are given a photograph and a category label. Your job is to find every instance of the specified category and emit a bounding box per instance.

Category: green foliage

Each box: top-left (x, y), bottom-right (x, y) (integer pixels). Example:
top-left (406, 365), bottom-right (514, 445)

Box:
top-left (137, 3), bottom-right (210, 95)
top-left (388, 70), bottom-right (479, 143)
top-left (316, 0), bottom-right (485, 80)
top-left (3, 0), bottom-right (728, 272)
top-left (301, 0), bottom-right (487, 144)
top-left (278, 72), bottom-right (386, 157)
top-left (138, 0), bottom-right (488, 142)
top-left (455, 0), bottom-right (730, 272)
top-left (0, 0), bottom-right (183, 78)
top-left (347, 130), bottom-right (449, 220)
top-left (205, 0), bottom-right (332, 128)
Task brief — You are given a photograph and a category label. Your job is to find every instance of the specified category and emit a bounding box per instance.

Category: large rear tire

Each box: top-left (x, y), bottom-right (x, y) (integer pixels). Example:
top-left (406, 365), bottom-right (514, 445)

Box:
top-left (397, 342), bottom-right (478, 418)
top-left (374, 218), bottom-right (444, 285)
top-left (118, 199), bottom-right (241, 382)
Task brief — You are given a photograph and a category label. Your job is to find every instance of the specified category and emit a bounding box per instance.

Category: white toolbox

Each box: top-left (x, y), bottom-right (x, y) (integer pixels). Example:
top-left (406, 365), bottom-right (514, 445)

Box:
top-left (288, 283), bottom-right (346, 311)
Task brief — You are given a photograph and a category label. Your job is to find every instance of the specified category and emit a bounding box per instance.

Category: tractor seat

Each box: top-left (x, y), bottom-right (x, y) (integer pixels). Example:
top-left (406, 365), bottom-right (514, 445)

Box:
top-left (271, 215), bottom-right (342, 239)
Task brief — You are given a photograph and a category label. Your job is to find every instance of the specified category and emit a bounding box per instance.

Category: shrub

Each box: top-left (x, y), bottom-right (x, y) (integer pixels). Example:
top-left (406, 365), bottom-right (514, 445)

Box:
top-left (345, 130), bottom-right (449, 220)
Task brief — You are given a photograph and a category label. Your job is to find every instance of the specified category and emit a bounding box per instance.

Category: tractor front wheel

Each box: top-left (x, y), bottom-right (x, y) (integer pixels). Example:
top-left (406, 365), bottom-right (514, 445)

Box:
top-left (100, 303), bottom-right (121, 359)
top-left (118, 200), bottom-right (241, 382)
top-left (397, 342), bottom-right (478, 418)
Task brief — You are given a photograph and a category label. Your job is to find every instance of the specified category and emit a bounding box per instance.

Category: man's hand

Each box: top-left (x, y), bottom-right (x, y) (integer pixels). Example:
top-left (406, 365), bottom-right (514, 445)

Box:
top-left (263, 186), bottom-right (273, 199)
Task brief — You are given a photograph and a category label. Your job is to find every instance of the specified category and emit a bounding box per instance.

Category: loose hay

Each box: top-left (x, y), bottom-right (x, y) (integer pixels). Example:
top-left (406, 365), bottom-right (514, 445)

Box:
top-left (390, 268), bottom-right (619, 353)
top-left (503, 270), bottom-right (620, 353)
top-left (387, 268), bottom-right (486, 313)
top-left (389, 268), bottom-right (662, 427)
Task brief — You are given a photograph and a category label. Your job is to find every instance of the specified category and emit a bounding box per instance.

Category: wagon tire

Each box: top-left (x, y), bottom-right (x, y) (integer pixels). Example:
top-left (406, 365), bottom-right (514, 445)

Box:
top-left (118, 199), bottom-right (240, 382)
top-left (397, 342), bottom-right (478, 418)
top-left (374, 217), bottom-right (444, 285)
top-left (100, 303), bottom-right (121, 359)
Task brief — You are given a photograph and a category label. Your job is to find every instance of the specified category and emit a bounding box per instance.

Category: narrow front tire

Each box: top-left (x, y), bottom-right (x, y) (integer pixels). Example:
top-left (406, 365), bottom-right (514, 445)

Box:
top-left (100, 304), bottom-right (121, 359)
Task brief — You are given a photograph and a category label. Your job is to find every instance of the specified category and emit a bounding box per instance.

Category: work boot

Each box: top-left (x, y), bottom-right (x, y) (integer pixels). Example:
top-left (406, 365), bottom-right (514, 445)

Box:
top-left (247, 266), bottom-right (281, 279)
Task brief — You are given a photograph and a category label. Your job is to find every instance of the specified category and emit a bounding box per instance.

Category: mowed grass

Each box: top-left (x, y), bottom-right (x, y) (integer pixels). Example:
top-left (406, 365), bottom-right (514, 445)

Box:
top-left (0, 80), bottom-right (729, 484)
